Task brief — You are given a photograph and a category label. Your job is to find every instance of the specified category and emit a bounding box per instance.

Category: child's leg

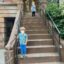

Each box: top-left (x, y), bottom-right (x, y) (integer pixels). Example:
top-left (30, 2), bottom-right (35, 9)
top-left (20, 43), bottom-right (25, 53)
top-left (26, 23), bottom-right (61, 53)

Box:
top-left (22, 45), bottom-right (27, 56)
top-left (32, 12), bottom-right (33, 16)
top-left (20, 45), bottom-right (26, 56)
top-left (34, 12), bottom-right (35, 16)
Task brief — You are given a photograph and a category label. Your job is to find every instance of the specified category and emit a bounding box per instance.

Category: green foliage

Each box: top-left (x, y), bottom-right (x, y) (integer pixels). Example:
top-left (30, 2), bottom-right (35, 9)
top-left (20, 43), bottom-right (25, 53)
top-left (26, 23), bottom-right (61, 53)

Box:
top-left (60, 3), bottom-right (64, 10)
top-left (55, 19), bottom-right (64, 39)
top-left (46, 3), bottom-right (61, 19)
top-left (60, 3), bottom-right (64, 16)
top-left (45, 3), bottom-right (64, 39)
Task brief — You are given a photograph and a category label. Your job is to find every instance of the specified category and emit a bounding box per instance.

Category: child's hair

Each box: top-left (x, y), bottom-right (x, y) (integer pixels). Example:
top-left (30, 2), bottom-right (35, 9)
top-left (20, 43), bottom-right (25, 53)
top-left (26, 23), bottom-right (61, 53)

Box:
top-left (20, 27), bottom-right (26, 31)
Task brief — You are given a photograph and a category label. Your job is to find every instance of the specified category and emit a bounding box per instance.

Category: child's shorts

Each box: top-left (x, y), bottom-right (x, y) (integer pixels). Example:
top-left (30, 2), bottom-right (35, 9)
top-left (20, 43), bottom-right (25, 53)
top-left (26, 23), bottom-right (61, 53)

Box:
top-left (20, 44), bottom-right (26, 55)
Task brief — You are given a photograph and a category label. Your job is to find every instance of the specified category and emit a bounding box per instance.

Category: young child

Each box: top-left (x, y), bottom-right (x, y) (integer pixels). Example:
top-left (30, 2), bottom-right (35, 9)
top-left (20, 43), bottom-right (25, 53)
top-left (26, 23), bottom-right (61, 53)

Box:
top-left (18, 27), bottom-right (28, 58)
top-left (31, 3), bottom-right (36, 16)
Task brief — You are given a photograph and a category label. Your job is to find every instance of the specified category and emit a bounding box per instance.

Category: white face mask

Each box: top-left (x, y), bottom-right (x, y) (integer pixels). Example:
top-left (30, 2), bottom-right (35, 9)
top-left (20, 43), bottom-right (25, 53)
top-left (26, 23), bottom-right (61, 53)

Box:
top-left (21, 31), bottom-right (25, 34)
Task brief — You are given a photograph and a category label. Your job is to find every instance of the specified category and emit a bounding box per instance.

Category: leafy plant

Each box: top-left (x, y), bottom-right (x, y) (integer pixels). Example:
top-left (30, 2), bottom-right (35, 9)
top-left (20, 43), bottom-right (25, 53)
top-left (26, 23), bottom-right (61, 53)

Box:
top-left (60, 3), bottom-right (64, 16)
top-left (56, 19), bottom-right (64, 39)
top-left (46, 3), bottom-right (61, 19)
top-left (45, 2), bottom-right (64, 39)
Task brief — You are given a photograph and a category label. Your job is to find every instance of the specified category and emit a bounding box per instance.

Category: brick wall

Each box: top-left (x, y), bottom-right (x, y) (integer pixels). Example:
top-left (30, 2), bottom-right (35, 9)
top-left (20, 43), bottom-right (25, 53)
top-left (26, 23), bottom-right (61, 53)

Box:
top-left (0, 0), bottom-right (3, 2)
top-left (4, 0), bottom-right (20, 3)
top-left (0, 18), bottom-right (5, 48)
top-left (4, 0), bottom-right (13, 2)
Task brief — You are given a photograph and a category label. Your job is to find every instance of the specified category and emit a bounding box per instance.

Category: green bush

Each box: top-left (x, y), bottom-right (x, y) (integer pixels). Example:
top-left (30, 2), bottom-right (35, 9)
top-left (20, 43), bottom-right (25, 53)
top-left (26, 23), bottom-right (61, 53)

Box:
top-left (55, 19), bottom-right (64, 39)
top-left (45, 3), bottom-right (64, 39)
top-left (46, 3), bottom-right (61, 19)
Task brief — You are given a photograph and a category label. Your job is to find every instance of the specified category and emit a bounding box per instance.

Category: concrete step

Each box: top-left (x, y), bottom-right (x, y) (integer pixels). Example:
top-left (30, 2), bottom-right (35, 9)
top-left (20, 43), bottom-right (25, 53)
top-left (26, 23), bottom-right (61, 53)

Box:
top-left (26, 27), bottom-right (48, 31)
top-left (28, 34), bottom-right (51, 39)
top-left (27, 45), bottom-right (55, 53)
top-left (19, 53), bottom-right (59, 58)
top-left (18, 45), bottom-right (55, 53)
top-left (23, 22), bottom-right (45, 26)
top-left (23, 20), bottom-right (43, 23)
top-left (23, 24), bottom-right (44, 27)
top-left (19, 62), bottom-right (63, 64)
top-left (23, 26), bottom-right (46, 29)
top-left (23, 18), bottom-right (42, 21)
top-left (28, 39), bottom-right (52, 41)
top-left (18, 53), bottom-right (59, 63)
top-left (23, 19), bottom-right (42, 22)
top-left (25, 26), bottom-right (45, 28)
top-left (24, 26), bottom-right (47, 30)
top-left (27, 39), bottom-right (53, 46)
top-left (26, 29), bottom-right (48, 31)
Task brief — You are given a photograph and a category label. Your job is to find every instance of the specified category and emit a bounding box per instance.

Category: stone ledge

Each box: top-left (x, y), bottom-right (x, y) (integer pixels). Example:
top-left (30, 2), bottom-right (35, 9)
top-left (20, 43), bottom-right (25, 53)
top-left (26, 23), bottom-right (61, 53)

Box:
top-left (61, 39), bottom-right (64, 47)
top-left (0, 2), bottom-right (18, 6)
top-left (0, 43), bottom-right (4, 48)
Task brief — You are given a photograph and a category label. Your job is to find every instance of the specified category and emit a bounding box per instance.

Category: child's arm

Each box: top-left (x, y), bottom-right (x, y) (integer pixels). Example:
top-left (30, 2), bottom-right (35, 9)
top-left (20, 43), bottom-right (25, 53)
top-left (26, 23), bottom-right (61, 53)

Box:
top-left (26, 39), bottom-right (28, 45)
top-left (26, 34), bottom-right (28, 45)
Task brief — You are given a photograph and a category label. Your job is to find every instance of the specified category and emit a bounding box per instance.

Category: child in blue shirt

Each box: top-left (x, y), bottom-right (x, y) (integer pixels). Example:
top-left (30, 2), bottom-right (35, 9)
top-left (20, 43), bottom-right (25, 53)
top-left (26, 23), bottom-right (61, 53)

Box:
top-left (31, 4), bottom-right (36, 16)
top-left (18, 27), bottom-right (28, 58)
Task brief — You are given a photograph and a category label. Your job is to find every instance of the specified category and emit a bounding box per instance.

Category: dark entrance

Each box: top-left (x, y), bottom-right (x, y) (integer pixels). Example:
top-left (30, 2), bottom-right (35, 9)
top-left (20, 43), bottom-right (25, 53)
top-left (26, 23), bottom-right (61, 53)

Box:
top-left (4, 17), bottom-right (15, 45)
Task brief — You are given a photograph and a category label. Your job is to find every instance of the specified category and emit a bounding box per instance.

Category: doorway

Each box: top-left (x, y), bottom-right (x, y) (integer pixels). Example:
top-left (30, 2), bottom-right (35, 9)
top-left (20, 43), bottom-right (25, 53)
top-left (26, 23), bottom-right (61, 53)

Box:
top-left (4, 17), bottom-right (15, 45)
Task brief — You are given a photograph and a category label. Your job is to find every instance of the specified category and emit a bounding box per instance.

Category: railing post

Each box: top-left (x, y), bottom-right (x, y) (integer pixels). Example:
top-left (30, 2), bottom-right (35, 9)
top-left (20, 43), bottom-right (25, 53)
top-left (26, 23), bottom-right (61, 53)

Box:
top-left (58, 34), bottom-right (62, 61)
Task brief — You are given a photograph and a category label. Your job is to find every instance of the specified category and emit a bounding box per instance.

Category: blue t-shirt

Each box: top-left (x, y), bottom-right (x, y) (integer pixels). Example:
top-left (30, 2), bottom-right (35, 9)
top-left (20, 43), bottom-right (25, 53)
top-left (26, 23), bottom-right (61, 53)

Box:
top-left (18, 32), bottom-right (28, 45)
top-left (31, 5), bottom-right (36, 12)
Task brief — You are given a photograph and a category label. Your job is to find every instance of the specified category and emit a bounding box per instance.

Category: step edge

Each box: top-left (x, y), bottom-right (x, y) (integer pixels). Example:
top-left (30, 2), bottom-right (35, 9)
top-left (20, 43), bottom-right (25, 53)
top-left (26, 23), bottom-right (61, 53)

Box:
top-left (18, 53), bottom-right (59, 58)
top-left (27, 45), bottom-right (55, 48)
top-left (21, 62), bottom-right (63, 64)
top-left (28, 39), bottom-right (52, 41)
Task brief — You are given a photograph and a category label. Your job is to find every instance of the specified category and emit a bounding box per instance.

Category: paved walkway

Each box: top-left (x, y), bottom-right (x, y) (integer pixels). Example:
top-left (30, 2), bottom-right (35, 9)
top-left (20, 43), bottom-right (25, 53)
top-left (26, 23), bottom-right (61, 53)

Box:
top-left (0, 49), bottom-right (5, 64)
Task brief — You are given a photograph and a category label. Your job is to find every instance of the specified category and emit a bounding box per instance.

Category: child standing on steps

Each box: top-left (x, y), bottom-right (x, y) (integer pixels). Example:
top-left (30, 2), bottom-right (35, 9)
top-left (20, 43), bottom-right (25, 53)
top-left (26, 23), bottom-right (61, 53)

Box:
top-left (18, 27), bottom-right (28, 58)
top-left (31, 2), bottom-right (36, 16)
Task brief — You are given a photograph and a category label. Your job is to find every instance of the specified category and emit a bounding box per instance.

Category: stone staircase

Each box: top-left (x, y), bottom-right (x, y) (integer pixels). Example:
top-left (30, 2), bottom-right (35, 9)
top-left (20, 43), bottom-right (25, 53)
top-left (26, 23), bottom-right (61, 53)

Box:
top-left (18, 13), bottom-right (63, 64)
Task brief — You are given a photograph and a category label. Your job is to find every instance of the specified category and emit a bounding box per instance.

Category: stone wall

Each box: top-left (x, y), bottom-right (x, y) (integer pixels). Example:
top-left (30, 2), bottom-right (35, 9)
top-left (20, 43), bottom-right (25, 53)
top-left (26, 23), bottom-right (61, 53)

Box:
top-left (5, 50), bottom-right (14, 64)
top-left (0, 18), bottom-right (5, 48)
top-left (4, 0), bottom-right (20, 3)
top-left (0, 49), bottom-right (15, 64)
top-left (0, 49), bottom-right (5, 64)
top-left (0, 0), bottom-right (3, 2)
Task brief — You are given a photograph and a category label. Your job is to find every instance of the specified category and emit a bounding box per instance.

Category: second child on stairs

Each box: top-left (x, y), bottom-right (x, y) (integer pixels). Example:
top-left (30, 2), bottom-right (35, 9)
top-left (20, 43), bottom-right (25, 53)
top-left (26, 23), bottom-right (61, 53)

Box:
top-left (31, 2), bottom-right (36, 16)
top-left (18, 27), bottom-right (28, 58)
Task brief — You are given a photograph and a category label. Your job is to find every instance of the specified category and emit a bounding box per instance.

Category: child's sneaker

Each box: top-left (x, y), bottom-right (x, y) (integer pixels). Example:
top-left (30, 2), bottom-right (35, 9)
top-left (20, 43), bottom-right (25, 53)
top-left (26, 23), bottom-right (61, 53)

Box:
top-left (23, 54), bottom-right (26, 58)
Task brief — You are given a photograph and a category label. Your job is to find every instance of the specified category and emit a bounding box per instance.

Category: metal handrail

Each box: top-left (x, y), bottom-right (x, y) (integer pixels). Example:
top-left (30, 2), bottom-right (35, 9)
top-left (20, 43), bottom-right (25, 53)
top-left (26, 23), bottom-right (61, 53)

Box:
top-left (40, 8), bottom-right (62, 61)
top-left (45, 11), bottom-right (62, 61)
top-left (46, 12), bottom-right (61, 34)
